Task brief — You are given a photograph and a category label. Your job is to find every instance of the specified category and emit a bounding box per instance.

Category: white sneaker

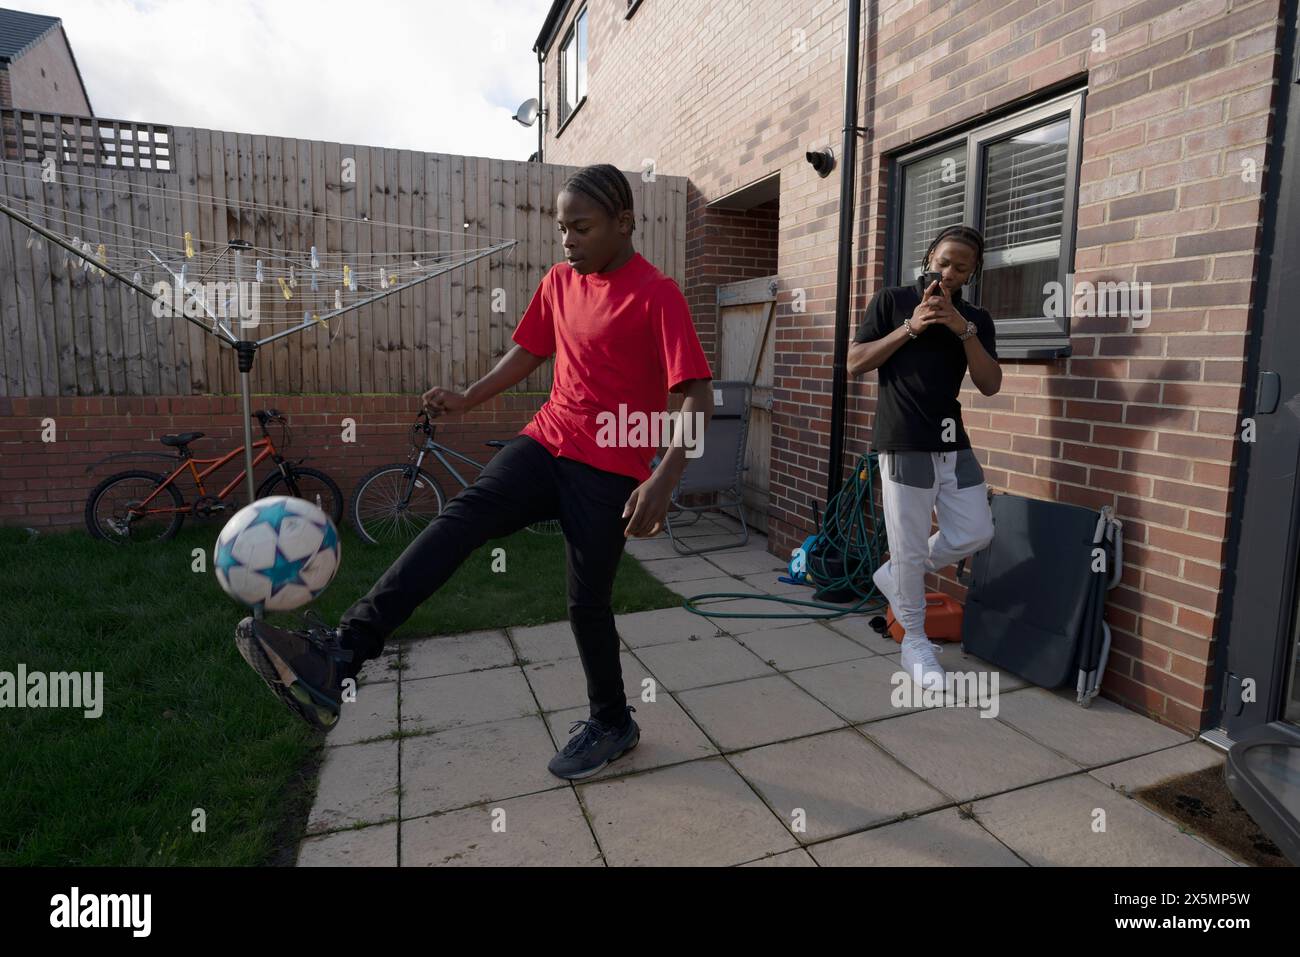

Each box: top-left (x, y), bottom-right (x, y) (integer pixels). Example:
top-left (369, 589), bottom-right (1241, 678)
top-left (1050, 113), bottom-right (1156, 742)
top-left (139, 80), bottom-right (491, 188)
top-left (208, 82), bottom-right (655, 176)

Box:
top-left (872, 561), bottom-right (900, 608)
top-left (901, 637), bottom-right (946, 693)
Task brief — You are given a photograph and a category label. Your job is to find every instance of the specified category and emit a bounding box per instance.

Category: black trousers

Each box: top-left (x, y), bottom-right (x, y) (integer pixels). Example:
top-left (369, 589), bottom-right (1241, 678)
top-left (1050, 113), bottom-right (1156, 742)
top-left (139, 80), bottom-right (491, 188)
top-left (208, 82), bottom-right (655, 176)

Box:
top-left (337, 434), bottom-right (638, 726)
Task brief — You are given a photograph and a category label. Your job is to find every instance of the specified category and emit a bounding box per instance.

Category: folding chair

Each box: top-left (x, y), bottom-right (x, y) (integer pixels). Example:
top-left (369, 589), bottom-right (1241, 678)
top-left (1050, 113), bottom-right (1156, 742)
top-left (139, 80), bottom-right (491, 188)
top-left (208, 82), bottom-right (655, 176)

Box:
top-left (655, 380), bottom-right (753, 555)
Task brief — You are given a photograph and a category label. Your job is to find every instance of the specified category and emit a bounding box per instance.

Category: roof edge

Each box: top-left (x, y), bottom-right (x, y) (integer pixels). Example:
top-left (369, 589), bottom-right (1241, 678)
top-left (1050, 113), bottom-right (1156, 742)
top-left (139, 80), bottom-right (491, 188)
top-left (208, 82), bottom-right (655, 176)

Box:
top-left (533, 0), bottom-right (574, 56)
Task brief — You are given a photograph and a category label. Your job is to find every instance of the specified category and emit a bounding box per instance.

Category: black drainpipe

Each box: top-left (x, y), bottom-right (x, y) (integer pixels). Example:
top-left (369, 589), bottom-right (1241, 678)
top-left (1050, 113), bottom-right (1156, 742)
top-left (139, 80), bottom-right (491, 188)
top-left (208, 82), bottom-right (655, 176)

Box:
top-left (824, 0), bottom-right (866, 504)
top-left (536, 50), bottom-right (545, 163)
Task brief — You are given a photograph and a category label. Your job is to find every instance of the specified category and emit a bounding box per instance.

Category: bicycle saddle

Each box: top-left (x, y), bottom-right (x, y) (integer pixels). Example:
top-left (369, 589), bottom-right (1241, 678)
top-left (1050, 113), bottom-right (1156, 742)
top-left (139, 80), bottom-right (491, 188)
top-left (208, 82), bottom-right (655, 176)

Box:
top-left (160, 432), bottom-right (204, 446)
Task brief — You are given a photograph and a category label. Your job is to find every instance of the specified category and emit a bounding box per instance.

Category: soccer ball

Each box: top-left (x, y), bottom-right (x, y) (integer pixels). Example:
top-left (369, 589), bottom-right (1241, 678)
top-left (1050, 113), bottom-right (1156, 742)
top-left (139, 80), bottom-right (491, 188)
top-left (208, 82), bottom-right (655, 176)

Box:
top-left (214, 496), bottom-right (341, 611)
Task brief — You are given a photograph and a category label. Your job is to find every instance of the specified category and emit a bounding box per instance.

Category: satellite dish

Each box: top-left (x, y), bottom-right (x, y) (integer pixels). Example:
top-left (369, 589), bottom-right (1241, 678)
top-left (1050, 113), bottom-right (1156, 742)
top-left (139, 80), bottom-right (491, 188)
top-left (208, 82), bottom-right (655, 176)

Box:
top-left (513, 98), bottom-right (540, 127)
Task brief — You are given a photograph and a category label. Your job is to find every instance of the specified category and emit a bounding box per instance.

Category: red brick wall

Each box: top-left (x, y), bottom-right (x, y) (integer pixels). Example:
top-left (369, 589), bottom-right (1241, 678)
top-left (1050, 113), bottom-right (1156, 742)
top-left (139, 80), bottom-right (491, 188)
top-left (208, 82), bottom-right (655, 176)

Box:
top-left (0, 393), bottom-right (545, 530)
top-left (540, 0), bottom-right (1286, 734)
top-left (684, 195), bottom-right (780, 363)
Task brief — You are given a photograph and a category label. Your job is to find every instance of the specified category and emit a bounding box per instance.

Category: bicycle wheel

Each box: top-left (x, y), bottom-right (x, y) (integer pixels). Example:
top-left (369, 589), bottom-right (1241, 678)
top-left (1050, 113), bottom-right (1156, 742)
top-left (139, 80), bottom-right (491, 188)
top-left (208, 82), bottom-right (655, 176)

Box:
top-left (257, 466), bottom-right (345, 525)
top-left (350, 464), bottom-right (446, 545)
top-left (85, 470), bottom-right (186, 543)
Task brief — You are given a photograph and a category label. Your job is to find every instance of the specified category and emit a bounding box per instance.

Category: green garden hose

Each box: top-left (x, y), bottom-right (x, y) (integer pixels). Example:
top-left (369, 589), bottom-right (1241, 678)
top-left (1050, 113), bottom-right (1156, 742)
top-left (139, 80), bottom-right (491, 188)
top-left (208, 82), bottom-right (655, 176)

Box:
top-left (682, 450), bottom-right (889, 622)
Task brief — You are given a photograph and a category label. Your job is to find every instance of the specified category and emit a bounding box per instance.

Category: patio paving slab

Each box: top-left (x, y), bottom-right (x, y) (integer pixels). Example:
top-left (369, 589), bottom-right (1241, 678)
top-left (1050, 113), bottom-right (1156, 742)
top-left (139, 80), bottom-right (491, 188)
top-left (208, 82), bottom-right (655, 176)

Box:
top-left (729, 728), bottom-right (948, 843)
top-left (306, 740), bottom-right (399, 835)
top-left (402, 666), bottom-right (537, 734)
top-left (297, 822), bottom-right (398, 867)
top-left (614, 606), bottom-right (720, 649)
top-left (355, 645), bottom-right (401, 686)
top-left (787, 655), bottom-right (930, 724)
top-left (1088, 741), bottom-right (1226, 793)
top-left (676, 674), bottom-right (846, 751)
top-left (509, 620), bottom-right (581, 663)
top-left (970, 773), bottom-right (1240, 866)
top-left (662, 576), bottom-right (761, 599)
top-left (641, 555), bottom-right (722, 583)
top-left (633, 634), bottom-right (775, 691)
top-left (400, 714), bottom-right (564, 818)
top-left (736, 622), bottom-right (874, 671)
top-left (524, 652), bottom-right (654, 712)
top-left (329, 678), bottom-right (399, 747)
top-left (739, 848), bottom-right (819, 866)
top-left (704, 548), bottom-right (790, 577)
top-left (861, 702), bottom-right (1080, 802)
top-left (809, 807), bottom-right (1026, 867)
top-left (994, 686), bottom-right (1192, 767)
top-left (402, 629), bottom-right (516, 680)
top-left (401, 789), bottom-right (603, 867)
top-left (578, 757), bottom-right (799, 866)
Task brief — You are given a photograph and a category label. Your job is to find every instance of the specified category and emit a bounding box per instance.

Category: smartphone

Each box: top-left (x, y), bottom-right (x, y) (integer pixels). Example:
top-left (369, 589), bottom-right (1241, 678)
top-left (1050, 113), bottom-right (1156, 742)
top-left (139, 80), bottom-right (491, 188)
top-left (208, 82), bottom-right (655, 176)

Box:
top-left (916, 270), bottom-right (943, 298)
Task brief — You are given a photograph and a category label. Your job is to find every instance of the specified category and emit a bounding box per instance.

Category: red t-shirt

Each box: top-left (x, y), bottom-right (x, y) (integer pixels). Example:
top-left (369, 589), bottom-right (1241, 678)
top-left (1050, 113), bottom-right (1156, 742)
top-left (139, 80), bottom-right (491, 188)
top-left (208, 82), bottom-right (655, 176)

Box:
top-left (511, 252), bottom-right (713, 482)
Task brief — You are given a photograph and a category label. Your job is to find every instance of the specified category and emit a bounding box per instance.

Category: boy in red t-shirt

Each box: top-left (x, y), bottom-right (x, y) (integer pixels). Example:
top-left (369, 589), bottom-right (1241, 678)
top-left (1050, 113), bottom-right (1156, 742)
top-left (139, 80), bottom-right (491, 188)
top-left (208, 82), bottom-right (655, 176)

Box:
top-left (235, 165), bottom-right (715, 779)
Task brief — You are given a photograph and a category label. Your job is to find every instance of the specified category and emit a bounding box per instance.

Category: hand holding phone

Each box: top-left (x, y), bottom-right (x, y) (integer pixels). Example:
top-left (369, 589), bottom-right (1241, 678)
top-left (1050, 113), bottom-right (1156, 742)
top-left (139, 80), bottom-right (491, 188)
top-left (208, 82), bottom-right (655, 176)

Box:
top-left (916, 270), bottom-right (944, 299)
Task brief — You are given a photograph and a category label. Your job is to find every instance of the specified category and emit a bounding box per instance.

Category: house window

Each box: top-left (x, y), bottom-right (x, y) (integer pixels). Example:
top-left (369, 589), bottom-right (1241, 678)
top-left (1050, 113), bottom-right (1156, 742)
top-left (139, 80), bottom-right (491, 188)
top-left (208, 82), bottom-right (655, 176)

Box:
top-left (558, 7), bottom-right (588, 130)
top-left (890, 88), bottom-right (1085, 358)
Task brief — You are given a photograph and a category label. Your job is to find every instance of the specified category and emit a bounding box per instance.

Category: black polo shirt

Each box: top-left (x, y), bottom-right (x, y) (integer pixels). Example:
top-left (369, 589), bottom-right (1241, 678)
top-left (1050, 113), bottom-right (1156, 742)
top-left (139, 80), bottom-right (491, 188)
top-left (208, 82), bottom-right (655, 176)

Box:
top-left (853, 284), bottom-right (998, 452)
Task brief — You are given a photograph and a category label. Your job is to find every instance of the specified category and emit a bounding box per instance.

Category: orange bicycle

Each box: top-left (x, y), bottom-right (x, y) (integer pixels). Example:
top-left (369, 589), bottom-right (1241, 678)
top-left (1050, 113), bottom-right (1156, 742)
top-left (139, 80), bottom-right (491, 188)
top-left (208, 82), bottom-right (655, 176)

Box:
top-left (84, 408), bottom-right (344, 543)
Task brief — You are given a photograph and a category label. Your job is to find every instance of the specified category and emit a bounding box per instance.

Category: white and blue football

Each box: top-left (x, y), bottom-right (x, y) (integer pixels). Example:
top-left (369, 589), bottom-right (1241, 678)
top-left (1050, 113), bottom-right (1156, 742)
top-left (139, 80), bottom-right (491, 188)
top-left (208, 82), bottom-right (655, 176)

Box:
top-left (214, 496), bottom-right (341, 611)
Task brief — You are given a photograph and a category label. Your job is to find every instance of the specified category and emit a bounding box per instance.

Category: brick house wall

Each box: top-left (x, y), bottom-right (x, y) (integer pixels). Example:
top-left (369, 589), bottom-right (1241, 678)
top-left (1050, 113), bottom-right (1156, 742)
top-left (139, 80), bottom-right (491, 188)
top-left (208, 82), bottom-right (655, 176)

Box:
top-left (683, 196), bottom-right (780, 349)
top-left (4, 26), bottom-right (92, 116)
top-left (537, 0), bottom-right (1286, 734)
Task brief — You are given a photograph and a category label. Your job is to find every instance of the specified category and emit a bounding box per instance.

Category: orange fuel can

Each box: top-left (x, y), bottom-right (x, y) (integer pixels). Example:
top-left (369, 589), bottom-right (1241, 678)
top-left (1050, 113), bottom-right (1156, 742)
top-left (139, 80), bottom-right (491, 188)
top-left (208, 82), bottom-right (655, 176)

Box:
top-left (885, 592), bottom-right (964, 643)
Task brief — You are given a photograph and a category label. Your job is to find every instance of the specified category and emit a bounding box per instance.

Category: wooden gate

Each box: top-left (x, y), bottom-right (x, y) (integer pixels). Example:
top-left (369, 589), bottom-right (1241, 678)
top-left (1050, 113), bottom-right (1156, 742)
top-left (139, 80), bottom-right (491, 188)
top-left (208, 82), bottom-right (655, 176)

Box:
top-left (717, 275), bottom-right (776, 534)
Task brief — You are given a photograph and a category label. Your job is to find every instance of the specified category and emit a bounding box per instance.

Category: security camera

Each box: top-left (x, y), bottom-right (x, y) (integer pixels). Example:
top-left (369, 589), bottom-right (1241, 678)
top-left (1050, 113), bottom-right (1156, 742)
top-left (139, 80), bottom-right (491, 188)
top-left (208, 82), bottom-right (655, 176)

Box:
top-left (806, 147), bottom-right (835, 177)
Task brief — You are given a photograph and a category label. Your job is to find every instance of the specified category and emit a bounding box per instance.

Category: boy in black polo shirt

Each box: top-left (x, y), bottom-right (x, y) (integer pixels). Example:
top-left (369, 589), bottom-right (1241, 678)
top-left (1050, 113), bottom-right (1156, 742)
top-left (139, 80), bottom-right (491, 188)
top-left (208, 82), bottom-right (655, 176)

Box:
top-left (848, 226), bottom-right (1002, 691)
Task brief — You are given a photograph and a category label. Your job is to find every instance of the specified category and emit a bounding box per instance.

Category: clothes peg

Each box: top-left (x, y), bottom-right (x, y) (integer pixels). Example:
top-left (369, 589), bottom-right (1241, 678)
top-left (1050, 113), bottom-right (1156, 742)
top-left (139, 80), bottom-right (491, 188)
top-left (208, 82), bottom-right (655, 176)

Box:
top-left (310, 246), bottom-right (320, 270)
top-left (334, 289), bottom-right (342, 310)
top-left (380, 266), bottom-right (388, 290)
top-left (289, 265), bottom-right (297, 289)
top-left (342, 264), bottom-right (351, 289)
top-left (278, 277), bottom-right (293, 301)
top-left (95, 243), bottom-right (108, 277)
top-left (255, 260), bottom-right (264, 283)
top-left (184, 231), bottom-right (194, 259)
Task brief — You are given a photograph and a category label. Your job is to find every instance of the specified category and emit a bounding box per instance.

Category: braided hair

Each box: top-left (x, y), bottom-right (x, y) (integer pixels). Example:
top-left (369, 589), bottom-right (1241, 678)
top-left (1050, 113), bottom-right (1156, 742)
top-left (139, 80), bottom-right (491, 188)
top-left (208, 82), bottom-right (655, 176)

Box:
top-left (921, 225), bottom-right (985, 284)
top-left (560, 164), bottom-right (636, 233)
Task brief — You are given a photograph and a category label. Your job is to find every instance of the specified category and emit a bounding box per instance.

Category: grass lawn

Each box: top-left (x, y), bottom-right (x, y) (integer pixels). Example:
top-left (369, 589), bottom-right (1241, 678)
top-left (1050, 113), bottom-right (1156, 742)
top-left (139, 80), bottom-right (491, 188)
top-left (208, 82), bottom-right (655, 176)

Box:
top-left (0, 519), bottom-right (682, 866)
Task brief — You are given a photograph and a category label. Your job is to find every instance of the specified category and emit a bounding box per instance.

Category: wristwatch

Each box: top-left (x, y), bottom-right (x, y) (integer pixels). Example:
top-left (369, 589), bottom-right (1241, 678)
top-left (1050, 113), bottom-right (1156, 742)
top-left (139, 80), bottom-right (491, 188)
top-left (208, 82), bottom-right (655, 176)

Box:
top-left (957, 320), bottom-right (978, 342)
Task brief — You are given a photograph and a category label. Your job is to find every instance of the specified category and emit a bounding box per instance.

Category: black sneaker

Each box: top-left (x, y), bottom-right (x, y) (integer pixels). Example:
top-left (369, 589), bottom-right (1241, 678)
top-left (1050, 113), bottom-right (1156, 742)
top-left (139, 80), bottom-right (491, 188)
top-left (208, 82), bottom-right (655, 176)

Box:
top-left (547, 707), bottom-right (639, 780)
top-left (234, 611), bottom-right (357, 732)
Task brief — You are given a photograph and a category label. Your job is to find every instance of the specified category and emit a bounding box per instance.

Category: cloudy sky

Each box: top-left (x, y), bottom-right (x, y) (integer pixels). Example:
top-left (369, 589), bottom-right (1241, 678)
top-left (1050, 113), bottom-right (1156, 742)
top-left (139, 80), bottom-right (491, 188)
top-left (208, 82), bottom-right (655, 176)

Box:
top-left (16, 0), bottom-right (553, 160)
